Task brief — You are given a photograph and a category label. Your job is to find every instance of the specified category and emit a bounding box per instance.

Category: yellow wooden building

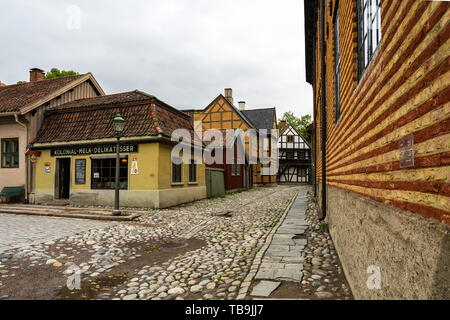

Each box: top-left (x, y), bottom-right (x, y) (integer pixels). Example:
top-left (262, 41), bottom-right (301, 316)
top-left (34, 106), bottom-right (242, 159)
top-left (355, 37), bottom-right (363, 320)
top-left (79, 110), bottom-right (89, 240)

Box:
top-left (30, 91), bottom-right (206, 208)
top-left (185, 88), bottom-right (277, 185)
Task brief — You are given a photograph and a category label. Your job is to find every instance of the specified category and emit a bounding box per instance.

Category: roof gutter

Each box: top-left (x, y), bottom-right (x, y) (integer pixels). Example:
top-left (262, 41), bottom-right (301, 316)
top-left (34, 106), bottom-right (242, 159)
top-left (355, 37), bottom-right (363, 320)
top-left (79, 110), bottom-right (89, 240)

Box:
top-left (0, 112), bottom-right (19, 117)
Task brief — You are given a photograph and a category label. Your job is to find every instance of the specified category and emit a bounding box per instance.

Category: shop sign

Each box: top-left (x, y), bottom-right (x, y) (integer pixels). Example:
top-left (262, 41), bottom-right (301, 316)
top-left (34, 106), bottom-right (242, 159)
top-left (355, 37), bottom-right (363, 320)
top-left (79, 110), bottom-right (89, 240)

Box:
top-left (51, 144), bottom-right (138, 156)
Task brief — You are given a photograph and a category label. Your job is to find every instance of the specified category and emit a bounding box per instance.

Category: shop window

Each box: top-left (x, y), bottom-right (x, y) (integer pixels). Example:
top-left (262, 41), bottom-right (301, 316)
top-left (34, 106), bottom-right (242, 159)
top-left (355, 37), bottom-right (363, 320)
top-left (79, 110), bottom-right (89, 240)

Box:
top-left (357, 0), bottom-right (382, 79)
top-left (91, 157), bottom-right (128, 189)
top-left (189, 159), bottom-right (197, 183)
top-left (172, 159), bottom-right (182, 183)
top-left (1, 138), bottom-right (19, 168)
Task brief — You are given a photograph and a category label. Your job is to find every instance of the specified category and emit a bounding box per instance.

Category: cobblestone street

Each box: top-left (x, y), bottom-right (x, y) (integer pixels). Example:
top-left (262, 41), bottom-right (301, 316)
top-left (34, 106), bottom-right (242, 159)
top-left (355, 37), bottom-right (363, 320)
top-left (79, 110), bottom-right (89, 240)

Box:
top-left (0, 214), bottom-right (115, 252)
top-left (0, 185), bottom-right (353, 300)
top-left (0, 185), bottom-right (303, 300)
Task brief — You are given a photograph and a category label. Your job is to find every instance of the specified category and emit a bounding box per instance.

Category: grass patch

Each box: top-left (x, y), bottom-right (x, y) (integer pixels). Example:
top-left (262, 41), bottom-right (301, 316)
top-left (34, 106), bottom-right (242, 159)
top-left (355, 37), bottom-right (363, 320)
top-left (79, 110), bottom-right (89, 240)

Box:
top-left (143, 244), bottom-right (161, 253)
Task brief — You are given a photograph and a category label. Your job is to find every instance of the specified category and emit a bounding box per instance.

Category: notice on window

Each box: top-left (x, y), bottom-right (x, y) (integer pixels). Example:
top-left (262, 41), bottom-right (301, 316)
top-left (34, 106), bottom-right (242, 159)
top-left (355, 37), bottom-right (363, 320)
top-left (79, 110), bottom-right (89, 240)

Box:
top-left (93, 172), bottom-right (100, 179)
top-left (75, 159), bottom-right (86, 184)
top-left (131, 156), bottom-right (138, 175)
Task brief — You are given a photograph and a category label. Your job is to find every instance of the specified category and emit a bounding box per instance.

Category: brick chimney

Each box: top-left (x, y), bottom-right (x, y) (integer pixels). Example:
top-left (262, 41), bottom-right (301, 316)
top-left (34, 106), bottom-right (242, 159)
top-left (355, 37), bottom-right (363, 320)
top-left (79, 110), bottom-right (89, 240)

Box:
top-left (224, 88), bottom-right (233, 105)
top-left (280, 120), bottom-right (287, 128)
top-left (29, 68), bottom-right (45, 82)
top-left (238, 101), bottom-right (246, 111)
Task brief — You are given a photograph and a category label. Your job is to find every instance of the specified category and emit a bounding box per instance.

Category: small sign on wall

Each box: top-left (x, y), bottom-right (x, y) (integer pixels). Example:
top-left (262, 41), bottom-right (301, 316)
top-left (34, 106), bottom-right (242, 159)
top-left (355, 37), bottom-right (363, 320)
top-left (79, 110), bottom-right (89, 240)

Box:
top-left (44, 162), bottom-right (51, 173)
top-left (131, 157), bottom-right (139, 175)
top-left (75, 159), bottom-right (86, 184)
top-left (399, 134), bottom-right (414, 168)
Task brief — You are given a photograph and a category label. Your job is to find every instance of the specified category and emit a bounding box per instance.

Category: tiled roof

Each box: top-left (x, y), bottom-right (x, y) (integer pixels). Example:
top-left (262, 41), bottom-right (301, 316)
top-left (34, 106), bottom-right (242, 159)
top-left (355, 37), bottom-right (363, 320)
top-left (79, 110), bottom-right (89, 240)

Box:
top-left (33, 91), bottom-right (193, 144)
top-left (46, 90), bottom-right (154, 111)
top-left (0, 74), bottom-right (86, 113)
top-left (241, 108), bottom-right (276, 131)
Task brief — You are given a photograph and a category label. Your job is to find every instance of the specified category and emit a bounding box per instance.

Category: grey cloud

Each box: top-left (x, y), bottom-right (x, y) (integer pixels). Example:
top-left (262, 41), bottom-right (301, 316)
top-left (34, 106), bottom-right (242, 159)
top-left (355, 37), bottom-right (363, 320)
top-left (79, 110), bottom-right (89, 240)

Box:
top-left (0, 0), bottom-right (313, 118)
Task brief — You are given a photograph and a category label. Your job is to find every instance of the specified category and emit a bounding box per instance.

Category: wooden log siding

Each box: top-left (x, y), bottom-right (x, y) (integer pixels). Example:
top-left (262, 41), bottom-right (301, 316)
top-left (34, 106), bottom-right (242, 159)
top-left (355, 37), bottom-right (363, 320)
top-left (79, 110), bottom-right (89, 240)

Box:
top-left (313, 0), bottom-right (450, 225)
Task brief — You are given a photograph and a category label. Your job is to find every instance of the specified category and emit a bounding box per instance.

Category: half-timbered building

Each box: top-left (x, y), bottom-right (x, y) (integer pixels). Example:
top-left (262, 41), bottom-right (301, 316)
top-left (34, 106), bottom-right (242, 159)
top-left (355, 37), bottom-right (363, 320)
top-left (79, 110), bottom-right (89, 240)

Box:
top-left (277, 121), bottom-right (311, 183)
top-left (185, 89), bottom-right (261, 188)
top-left (241, 107), bottom-right (278, 185)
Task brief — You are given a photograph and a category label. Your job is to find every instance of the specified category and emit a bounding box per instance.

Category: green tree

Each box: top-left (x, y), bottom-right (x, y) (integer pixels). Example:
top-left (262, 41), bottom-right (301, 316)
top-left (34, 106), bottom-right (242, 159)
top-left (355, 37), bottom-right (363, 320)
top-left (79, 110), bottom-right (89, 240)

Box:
top-left (45, 68), bottom-right (79, 79)
top-left (279, 111), bottom-right (312, 142)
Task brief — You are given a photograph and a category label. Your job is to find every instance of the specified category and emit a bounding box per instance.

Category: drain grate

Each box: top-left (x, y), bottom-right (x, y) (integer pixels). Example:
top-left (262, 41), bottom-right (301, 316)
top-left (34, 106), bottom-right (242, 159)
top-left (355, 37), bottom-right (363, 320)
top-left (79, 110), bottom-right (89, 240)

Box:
top-left (292, 234), bottom-right (307, 239)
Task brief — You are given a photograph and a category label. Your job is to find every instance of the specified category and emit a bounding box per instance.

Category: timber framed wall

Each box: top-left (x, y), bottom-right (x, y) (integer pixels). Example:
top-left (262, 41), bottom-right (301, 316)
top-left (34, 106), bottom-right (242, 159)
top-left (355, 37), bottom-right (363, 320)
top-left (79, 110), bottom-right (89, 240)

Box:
top-left (310, 0), bottom-right (449, 299)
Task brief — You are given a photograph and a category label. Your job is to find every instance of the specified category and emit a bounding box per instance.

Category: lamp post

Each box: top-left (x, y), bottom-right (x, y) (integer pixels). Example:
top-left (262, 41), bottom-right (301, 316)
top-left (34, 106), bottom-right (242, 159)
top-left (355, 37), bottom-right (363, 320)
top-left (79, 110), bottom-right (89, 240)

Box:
top-left (112, 113), bottom-right (125, 216)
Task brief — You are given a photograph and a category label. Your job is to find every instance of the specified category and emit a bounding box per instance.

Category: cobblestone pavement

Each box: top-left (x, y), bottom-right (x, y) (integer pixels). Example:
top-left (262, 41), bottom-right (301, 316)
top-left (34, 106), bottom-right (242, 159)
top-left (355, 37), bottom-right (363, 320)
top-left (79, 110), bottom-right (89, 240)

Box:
top-left (246, 189), bottom-right (353, 300)
top-left (0, 185), bottom-right (300, 300)
top-left (0, 214), bottom-right (115, 252)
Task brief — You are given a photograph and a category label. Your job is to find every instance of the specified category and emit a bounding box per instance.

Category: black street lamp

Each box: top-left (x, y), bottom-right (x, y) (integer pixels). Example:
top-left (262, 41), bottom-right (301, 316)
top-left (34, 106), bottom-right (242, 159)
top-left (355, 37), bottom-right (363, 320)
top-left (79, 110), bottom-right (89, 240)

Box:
top-left (112, 112), bottom-right (125, 216)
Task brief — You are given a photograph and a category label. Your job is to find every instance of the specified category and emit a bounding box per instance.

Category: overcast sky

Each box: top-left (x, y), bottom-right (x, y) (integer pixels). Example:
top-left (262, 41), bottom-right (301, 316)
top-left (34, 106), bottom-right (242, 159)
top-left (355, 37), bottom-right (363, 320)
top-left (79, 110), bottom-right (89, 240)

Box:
top-left (0, 0), bottom-right (313, 119)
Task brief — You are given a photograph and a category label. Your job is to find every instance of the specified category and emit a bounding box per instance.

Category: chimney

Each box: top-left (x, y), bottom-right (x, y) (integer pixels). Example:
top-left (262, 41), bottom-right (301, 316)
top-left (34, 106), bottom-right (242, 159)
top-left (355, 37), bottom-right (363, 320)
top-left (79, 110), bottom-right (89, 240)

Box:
top-left (238, 101), bottom-right (246, 111)
top-left (224, 88), bottom-right (233, 105)
top-left (280, 120), bottom-right (287, 128)
top-left (29, 68), bottom-right (45, 82)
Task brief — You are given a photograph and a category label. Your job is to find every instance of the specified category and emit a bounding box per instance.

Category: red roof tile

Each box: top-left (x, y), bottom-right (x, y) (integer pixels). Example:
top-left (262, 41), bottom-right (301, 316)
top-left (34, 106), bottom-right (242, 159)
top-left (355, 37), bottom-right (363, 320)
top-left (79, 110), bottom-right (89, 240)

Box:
top-left (33, 91), bottom-right (194, 144)
top-left (0, 74), bottom-right (87, 113)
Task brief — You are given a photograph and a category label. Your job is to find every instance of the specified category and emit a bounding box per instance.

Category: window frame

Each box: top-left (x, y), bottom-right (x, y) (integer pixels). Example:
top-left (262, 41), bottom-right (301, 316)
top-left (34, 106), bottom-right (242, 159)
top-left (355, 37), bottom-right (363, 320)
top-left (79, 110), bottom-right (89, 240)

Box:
top-left (357, 0), bottom-right (382, 80)
top-left (334, 2), bottom-right (341, 123)
top-left (1, 138), bottom-right (19, 168)
top-left (90, 156), bottom-right (128, 190)
top-left (172, 158), bottom-right (183, 184)
top-left (287, 135), bottom-right (294, 143)
top-left (188, 159), bottom-right (197, 183)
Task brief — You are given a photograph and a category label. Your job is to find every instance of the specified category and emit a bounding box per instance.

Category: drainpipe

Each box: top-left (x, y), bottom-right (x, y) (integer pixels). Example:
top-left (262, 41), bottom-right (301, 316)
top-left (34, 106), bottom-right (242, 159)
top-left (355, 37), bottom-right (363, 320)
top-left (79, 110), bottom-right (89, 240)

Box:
top-left (14, 113), bottom-right (29, 203)
top-left (319, 0), bottom-right (327, 220)
top-left (312, 14), bottom-right (317, 198)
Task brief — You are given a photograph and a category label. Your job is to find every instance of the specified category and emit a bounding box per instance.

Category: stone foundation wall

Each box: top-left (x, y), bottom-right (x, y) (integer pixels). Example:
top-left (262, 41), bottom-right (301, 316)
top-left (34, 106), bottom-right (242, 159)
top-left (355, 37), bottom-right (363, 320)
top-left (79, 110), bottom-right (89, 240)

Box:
top-left (319, 184), bottom-right (449, 299)
top-left (34, 186), bottom-right (207, 209)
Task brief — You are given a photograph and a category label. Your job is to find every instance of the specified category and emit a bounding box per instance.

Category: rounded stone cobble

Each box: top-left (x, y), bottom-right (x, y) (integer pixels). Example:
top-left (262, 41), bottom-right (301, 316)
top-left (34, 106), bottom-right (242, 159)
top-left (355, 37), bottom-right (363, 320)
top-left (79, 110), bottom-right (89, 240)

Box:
top-left (0, 185), bottom-right (299, 300)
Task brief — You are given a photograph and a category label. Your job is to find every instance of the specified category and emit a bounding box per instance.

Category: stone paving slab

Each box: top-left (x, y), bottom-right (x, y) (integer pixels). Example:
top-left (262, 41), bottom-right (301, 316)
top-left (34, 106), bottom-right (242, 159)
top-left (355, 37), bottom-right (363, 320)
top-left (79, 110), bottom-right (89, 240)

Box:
top-left (252, 190), bottom-right (309, 285)
top-left (0, 213), bottom-right (115, 251)
top-left (250, 281), bottom-right (280, 297)
top-left (255, 268), bottom-right (303, 282)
